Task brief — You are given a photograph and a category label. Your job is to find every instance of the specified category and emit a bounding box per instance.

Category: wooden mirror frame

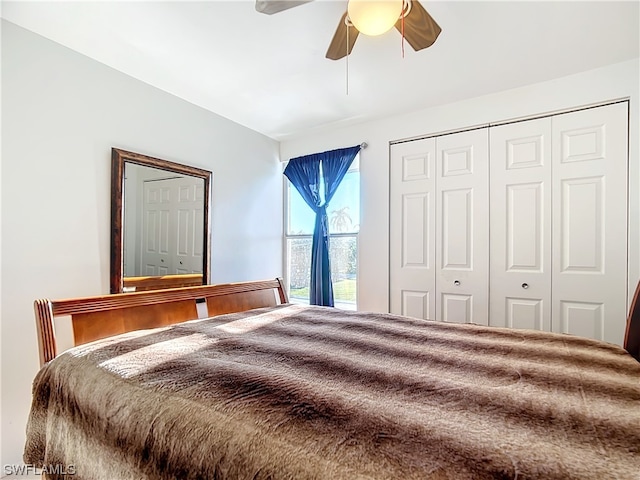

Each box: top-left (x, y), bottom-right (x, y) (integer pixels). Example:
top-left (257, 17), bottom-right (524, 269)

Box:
top-left (110, 148), bottom-right (212, 293)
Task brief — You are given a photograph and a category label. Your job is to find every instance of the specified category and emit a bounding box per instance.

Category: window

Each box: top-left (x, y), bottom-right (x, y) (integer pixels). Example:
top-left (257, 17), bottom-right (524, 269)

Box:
top-left (284, 157), bottom-right (360, 309)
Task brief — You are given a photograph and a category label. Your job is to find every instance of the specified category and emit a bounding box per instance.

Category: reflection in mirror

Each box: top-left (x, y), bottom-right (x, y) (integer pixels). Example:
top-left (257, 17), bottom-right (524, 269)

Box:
top-left (123, 164), bottom-right (205, 276)
top-left (111, 148), bottom-right (212, 293)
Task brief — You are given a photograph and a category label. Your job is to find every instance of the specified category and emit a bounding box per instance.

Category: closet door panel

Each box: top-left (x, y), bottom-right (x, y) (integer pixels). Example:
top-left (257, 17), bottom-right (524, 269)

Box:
top-left (142, 180), bottom-right (175, 275)
top-left (552, 102), bottom-right (628, 344)
top-left (389, 138), bottom-right (436, 319)
top-left (489, 118), bottom-right (552, 331)
top-left (436, 129), bottom-right (489, 325)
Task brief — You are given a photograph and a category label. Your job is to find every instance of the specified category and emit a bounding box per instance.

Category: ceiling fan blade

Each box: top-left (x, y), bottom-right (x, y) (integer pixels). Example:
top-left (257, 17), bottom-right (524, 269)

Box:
top-left (255, 0), bottom-right (313, 15)
top-left (326, 12), bottom-right (360, 60)
top-left (395, 0), bottom-right (441, 51)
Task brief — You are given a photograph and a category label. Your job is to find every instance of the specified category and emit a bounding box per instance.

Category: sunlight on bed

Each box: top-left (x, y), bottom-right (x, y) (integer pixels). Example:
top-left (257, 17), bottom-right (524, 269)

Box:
top-left (91, 309), bottom-right (286, 376)
top-left (212, 307), bottom-right (287, 334)
top-left (96, 333), bottom-right (218, 377)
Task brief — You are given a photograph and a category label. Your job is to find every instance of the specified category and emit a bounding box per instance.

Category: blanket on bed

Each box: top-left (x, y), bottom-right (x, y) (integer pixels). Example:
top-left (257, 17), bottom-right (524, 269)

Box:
top-left (24, 304), bottom-right (640, 480)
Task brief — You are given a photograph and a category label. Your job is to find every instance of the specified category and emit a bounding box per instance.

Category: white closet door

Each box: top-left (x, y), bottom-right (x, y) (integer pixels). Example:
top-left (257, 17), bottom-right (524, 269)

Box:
top-left (552, 102), bottom-right (628, 344)
top-left (142, 179), bottom-right (175, 275)
top-left (489, 118), bottom-right (552, 331)
top-left (436, 129), bottom-right (489, 325)
top-left (389, 138), bottom-right (436, 319)
top-left (141, 176), bottom-right (204, 276)
top-left (175, 178), bottom-right (205, 274)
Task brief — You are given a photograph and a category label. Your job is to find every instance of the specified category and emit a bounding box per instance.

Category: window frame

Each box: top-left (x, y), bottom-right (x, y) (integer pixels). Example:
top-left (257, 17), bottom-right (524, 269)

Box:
top-left (282, 157), bottom-right (360, 309)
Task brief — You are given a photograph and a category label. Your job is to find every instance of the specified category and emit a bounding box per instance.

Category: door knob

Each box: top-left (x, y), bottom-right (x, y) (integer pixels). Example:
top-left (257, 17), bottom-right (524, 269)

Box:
top-left (161, 259), bottom-right (165, 263)
top-left (454, 280), bottom-right (460, 286)
top-left (522, 283), bottom-right (529, 289)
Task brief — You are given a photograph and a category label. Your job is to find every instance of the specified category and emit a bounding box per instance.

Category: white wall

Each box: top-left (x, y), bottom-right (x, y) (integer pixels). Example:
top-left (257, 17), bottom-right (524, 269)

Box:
top-left (0, 8), bottom-right (5, 469)
top-left (281, 58), bottom-right (640, 319)
top-left (0, 20), bottom-right (283, 466)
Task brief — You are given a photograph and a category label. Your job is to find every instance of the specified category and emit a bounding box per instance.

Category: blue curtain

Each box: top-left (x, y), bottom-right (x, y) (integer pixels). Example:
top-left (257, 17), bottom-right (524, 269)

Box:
top-left (284, 145), bottom-right (361, 306)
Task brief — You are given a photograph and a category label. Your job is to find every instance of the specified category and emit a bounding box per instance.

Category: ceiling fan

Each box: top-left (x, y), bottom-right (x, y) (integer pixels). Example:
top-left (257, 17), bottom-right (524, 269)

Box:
top-left (255, 0), bottom-right (441, 60)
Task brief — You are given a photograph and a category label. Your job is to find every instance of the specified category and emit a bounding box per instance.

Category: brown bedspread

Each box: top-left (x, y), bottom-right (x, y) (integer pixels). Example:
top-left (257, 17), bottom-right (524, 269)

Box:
top-left (24, 304), bottom-right (640, 479)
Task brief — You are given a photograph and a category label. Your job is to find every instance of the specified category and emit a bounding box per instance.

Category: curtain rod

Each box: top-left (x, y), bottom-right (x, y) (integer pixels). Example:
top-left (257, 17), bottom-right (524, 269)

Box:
top-left (287, 143), bottom-right (367, 163)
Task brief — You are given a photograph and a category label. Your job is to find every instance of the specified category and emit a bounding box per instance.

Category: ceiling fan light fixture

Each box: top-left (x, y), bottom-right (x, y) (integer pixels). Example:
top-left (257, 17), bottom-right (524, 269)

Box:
top-left (347, 0), bottom-right (403, 36)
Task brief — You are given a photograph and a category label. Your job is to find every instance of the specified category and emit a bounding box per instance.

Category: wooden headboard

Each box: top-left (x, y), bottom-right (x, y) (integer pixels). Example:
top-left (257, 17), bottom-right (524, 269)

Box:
top-left (34, 278), bottom-right (288, 366)
top-left (625, 280), bottom-right (640, 361)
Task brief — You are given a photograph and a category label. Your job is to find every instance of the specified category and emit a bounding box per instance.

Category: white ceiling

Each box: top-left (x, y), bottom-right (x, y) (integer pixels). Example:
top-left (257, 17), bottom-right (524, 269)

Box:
top-left (2, 1), bottom-right (639, 140)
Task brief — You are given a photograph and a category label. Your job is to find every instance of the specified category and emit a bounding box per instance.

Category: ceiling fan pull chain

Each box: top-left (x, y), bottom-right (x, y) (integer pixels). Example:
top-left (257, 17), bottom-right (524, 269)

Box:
top-left (346, 21), bottom-right (350, 95)
top-left (401, 11), bottom-right (405, 58)
top-left (401, 0), bottom-right (411, 58)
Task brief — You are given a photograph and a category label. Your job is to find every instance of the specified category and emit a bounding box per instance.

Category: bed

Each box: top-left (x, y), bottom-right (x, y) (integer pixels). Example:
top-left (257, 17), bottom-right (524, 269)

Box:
top-left (25, 278), bottom-right (640, 479)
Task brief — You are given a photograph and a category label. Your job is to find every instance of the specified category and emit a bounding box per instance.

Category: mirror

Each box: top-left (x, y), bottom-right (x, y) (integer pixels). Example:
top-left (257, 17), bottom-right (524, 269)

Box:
top-left (110, 148), bottom-right (212, 293)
